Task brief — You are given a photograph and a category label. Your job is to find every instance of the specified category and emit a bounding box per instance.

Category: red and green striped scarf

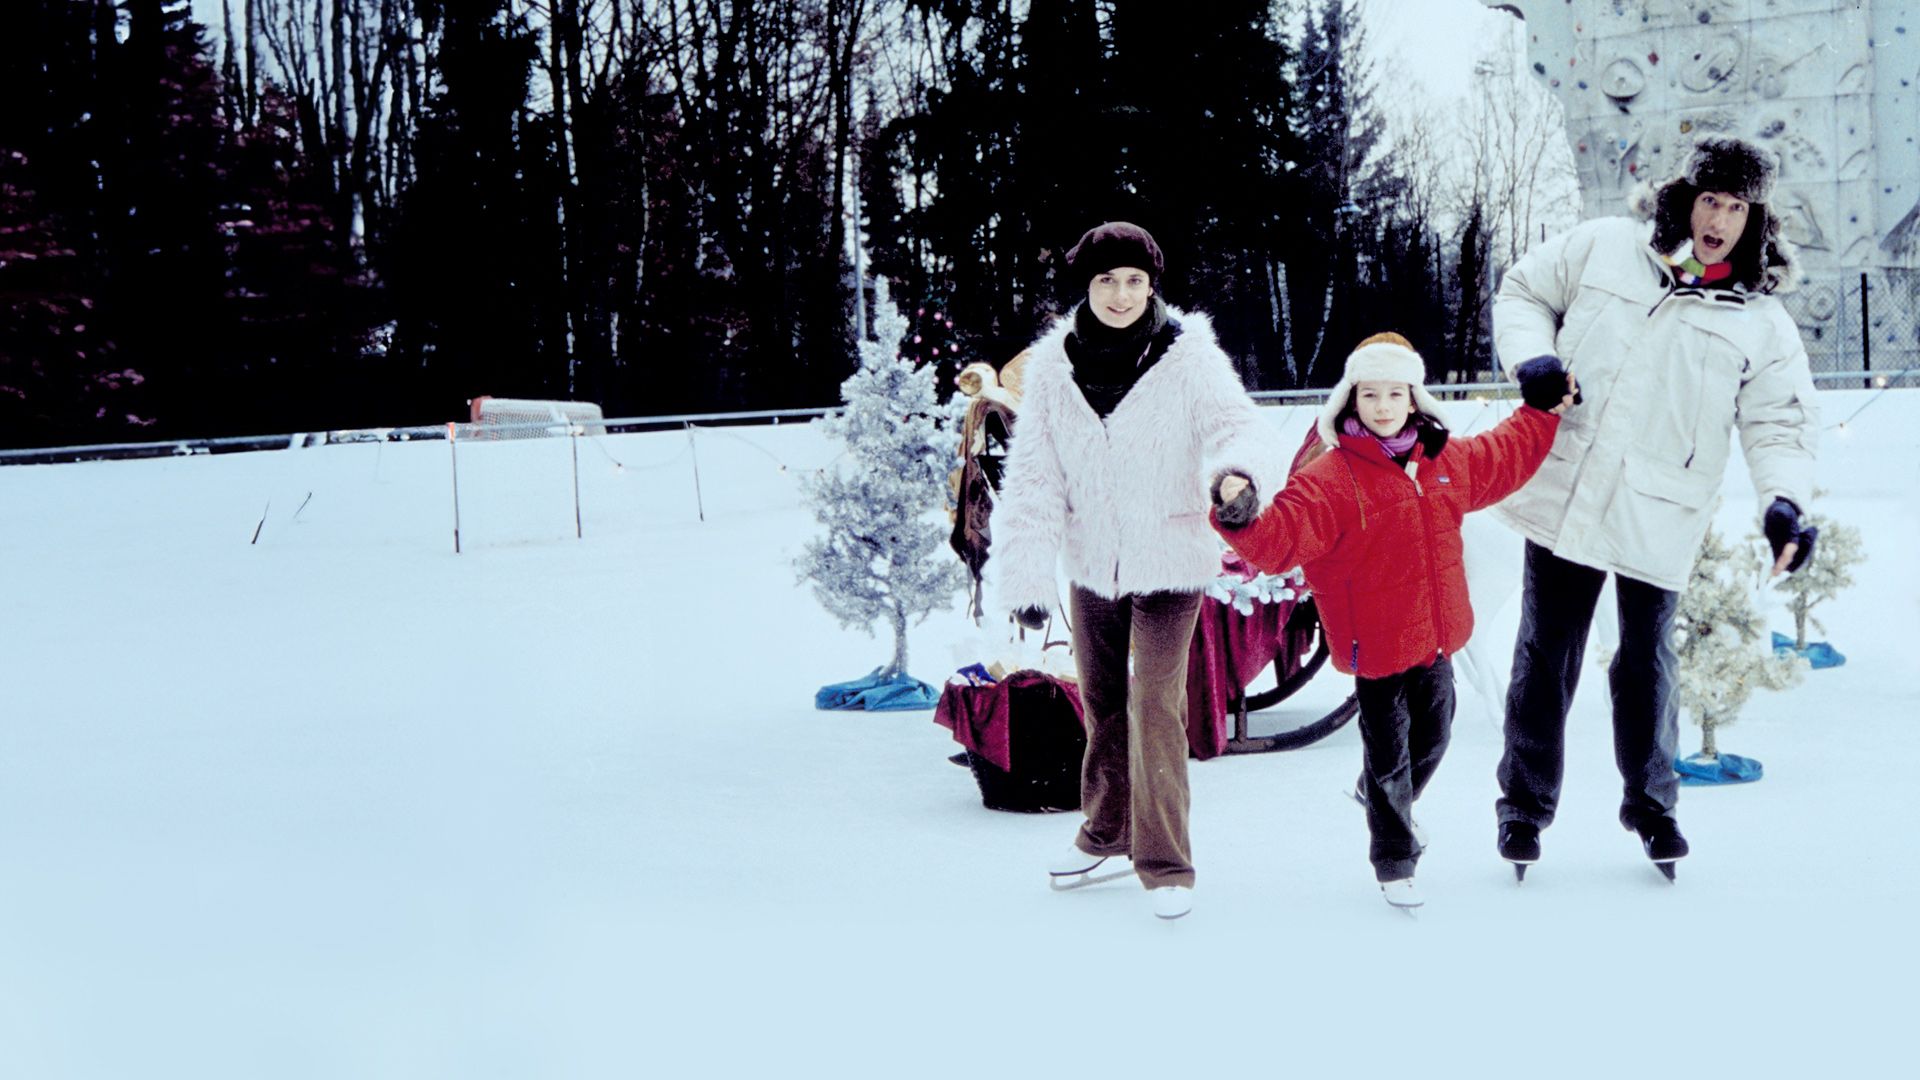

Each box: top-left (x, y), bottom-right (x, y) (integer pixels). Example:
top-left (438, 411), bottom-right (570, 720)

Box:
top-left (1666, 252), bottom-right (1733, 287)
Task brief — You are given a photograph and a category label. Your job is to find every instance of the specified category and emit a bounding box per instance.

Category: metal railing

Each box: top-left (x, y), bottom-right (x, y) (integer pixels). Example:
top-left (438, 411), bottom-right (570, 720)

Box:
top-left (1, 371), bottom-right (1910, 467)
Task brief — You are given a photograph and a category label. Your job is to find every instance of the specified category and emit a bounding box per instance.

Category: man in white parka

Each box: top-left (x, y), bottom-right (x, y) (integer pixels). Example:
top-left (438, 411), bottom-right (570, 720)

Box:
top-left (992, 222), bottom-right (1285, 920)
top-left (1489, 136), bottom-right (1821, 880)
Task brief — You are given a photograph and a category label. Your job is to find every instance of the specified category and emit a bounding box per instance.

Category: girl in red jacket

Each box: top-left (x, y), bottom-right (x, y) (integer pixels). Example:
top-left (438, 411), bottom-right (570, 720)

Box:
top-left (1211, 333), bottom-right (1575, 911)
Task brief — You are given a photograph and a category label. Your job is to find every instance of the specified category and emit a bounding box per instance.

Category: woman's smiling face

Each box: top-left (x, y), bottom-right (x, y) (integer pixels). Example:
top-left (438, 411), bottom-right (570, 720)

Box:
top-left (1087, 267), bottom-right (1153, 329)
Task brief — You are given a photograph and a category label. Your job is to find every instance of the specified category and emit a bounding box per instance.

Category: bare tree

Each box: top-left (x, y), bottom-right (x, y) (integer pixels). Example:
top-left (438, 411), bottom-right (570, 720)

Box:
top-left (1449, 36), bottom-right (1578, 268)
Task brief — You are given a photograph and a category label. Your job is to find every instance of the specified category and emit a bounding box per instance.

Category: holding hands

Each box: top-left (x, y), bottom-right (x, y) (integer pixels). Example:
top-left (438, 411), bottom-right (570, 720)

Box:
top-left (1515, 354), bottom-right (1582, 415)
top-left (1211, 471), bottom-right (1260, 529)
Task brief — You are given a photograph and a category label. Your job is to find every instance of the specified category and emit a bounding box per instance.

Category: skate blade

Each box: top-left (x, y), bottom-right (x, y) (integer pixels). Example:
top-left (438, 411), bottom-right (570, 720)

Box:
top-left (1511, 862), bottom-right (1529, 883)
top-left (1048, 867), bottom-right (1132, 892)
top-left (1653, 860), bottom-right (1678, 883)
top-left (1384, 900), bottom-right (1423, 918)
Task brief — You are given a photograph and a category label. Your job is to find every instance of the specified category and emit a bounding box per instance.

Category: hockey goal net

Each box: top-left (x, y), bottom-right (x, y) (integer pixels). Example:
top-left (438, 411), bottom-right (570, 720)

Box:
top-left (467, 396), bottom-right (606, 439)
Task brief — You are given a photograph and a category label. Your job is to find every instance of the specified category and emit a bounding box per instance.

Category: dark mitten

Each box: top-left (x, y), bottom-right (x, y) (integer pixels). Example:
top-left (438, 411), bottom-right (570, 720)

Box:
top-left (1013, 605), bottom-right (1049, 631)
top-left (1514, 354), bottom-right (1579, 410)
top-left (1210, 471), bottom-right (1260, 530)
top-left (1762, 497), bottom-right (1818, 573)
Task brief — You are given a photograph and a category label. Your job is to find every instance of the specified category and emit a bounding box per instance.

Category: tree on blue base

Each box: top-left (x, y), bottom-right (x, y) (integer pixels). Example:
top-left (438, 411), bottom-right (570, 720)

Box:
top-left (1769, 502), bottom-right (1864, 664)
top-left (798, 277), bottom-right (967, 687)
top-left (1674, 523), bottom-right (1807, 766)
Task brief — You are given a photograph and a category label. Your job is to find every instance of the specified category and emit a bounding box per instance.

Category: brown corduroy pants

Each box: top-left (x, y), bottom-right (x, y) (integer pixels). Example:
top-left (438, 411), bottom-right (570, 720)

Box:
top-left (1068, 585), bottom-right (1204, 889)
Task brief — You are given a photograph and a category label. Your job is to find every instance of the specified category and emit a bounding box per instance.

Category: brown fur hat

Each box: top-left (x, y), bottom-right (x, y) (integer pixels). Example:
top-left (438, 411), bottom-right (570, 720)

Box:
top-left (1627, 135), bottom-right (1799, 294)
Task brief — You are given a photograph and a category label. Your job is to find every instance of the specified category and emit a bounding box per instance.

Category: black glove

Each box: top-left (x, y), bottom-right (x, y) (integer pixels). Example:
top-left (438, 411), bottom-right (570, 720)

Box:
top-left (1210, 471), bottom-right (1260, 530)
top-left (1013, 606), bottom-right (1049, 631)
top-left (1514, 354), bottom-right (1581, 410)
top-left (1763, 497), bottom-right (1818, 574)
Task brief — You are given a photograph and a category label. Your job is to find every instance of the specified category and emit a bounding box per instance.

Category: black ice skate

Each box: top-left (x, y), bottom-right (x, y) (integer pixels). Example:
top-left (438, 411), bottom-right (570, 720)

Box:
top-left (1498, 821), bottom-right (1541, 882)
top-left (1632, 818), bottom-right (1689, 882)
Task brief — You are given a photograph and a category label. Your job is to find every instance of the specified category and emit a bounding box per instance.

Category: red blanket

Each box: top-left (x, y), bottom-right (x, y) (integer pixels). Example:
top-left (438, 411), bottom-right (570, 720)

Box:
top-left (933, 670), bottom-right (1083, 772)
top-left (1185, 596), bottom-right (1316, 758)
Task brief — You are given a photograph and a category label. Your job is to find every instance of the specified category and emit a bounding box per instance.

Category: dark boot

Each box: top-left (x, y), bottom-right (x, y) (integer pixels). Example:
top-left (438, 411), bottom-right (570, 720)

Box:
top-left (1498, 821), bottom-right (1541, 865)
top-left (1634, 817), bottom-right (1690, 863)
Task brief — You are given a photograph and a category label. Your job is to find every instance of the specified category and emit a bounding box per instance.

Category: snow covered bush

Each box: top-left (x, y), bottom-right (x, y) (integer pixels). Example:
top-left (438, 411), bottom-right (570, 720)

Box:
top-left (1673, 522), bottom-right (1809, 758)
top-left (797, 278), bottom-right (967, 678)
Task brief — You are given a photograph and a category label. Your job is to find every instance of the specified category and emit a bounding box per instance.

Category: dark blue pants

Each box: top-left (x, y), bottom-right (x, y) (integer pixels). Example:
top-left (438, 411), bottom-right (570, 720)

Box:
top-left (1496, 541), bottom-right (1681, 833)
top-left (1356, 654), bottom-right (1455, 882)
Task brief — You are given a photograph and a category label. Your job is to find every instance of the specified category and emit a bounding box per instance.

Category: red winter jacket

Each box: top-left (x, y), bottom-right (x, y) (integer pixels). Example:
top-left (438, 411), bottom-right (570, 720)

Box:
top-left (1211, 407), bottom-right (1559, 680)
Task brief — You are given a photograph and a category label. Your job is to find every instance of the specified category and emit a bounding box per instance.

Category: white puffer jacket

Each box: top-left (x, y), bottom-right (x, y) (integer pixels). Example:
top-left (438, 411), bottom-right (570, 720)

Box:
top-left (1491, 216), bottom-right (1819, 591)
top-left (992, 307), bottom-right (1286, 612)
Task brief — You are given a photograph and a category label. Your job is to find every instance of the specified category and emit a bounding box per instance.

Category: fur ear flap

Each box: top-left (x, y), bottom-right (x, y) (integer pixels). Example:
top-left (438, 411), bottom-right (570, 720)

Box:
top-left (1627, 180), bottom-right (1661, 222)
top-left (1648, 182), bottom-right (1697, 256)
top-left (1756, 213), bottom-right (1802, 295)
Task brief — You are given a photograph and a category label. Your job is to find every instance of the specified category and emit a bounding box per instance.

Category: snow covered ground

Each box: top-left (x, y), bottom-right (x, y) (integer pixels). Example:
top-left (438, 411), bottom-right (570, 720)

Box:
top-left (3, 392), bottom-right (1916, 1078)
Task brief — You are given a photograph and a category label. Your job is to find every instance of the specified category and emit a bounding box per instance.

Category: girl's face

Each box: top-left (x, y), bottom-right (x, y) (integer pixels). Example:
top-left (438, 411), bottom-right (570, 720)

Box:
top-left (1690, 190), bottom-right (1750, 265)
top-left (1353, 380), bottom-right (1413, 437)
top-left (1087, 267), bottom-right (1153, 329)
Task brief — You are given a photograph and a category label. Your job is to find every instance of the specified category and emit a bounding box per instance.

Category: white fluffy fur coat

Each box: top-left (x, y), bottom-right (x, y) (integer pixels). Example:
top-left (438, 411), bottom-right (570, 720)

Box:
top-left (991, 307), bottom-right (1287, 613)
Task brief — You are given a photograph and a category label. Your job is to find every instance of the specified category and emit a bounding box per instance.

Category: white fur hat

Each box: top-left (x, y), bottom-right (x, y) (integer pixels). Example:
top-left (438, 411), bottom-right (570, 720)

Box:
top-left (1315, 340), bottom-right (1449, 447)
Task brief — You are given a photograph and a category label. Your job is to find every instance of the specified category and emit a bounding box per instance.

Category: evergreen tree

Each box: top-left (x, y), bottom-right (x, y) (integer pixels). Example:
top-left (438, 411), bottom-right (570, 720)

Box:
top-left (383, 2), bottom-right (549, 423)
top-left (1448, 203), bottom-right (1491, 382)
top-left (217, 87), bottom-right (377, 432)
top-left (0, 147), bottom-right (122, 441)
top-left (1674, 523), bottom-right (1808, 758)
top-left (883, 0), bottom-right (1037, 369)
top-left (798, 278), bottom-right (967, 678)
top-left (1285, 0), bottom-right (1396, 386)
top-left (1107, 0), bottom-right (1294, 388)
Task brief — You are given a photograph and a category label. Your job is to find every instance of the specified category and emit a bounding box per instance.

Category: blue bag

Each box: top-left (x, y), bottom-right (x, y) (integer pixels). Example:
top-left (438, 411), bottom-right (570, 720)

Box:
top-left (1772, 632), bottom-right (1845, 669)
top-left (815, 668), bottom-right (940, 712)
top-left (1675, 752), bottom-right (1764, 786)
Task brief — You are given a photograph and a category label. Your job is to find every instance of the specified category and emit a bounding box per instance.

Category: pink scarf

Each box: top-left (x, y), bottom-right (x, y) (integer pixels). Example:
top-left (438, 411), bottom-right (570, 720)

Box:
top-left (1343, 415), bottom-right (1419, 458)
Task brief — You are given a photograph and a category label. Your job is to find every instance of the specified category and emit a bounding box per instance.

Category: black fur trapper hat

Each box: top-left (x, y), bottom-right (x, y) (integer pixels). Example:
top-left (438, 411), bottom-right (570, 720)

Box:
top-left (1629, 134), bottom-right (1798, 294)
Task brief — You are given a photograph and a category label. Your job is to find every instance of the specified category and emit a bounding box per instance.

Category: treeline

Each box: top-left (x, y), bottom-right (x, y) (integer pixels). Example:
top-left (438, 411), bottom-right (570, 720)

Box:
top-left (1, 0), bottom-right (1501, 449)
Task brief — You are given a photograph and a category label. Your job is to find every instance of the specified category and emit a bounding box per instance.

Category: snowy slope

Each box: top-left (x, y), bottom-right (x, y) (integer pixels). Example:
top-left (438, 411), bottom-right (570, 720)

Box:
top-left (2, 393), bottom-right (1916, 1078)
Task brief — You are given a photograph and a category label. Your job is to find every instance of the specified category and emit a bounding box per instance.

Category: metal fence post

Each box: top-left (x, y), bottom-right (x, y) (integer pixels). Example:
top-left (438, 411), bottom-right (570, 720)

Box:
top-left (1861, 271), bottom-right (1872, 390)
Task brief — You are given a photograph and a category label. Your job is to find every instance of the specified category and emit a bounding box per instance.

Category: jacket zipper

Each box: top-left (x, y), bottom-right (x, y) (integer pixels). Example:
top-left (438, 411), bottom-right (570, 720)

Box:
top-left (1422, 456), bottom-right (1447, 664)
top-left (1646, 265), bottom-right (1677, 317)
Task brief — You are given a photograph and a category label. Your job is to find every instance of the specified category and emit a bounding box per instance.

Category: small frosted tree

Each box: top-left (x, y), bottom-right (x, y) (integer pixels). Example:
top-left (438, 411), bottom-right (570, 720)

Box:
top-left (798, 278), bottom-right (967, 678)
top-left (1770, 505), bottom-right (1865, 650)
top-left (1673, 524), bottom-right (1809, 758)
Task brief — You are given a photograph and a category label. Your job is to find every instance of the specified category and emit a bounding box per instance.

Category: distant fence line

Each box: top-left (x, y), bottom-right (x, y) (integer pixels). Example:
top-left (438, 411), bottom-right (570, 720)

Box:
top-left (1782, 269), bottom-right (1920, 385)
top-left (1, 370), bottom-right (1911, 468)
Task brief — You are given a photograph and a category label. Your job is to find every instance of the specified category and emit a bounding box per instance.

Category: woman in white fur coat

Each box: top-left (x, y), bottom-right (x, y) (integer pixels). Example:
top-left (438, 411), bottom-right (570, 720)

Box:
top-left (993, 222), bottom-right (1284, 921)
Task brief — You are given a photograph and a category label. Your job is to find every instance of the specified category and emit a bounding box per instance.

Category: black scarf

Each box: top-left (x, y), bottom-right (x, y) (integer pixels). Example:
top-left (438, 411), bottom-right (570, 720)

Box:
top-left (1063, 297), bottom-right (1180, 419)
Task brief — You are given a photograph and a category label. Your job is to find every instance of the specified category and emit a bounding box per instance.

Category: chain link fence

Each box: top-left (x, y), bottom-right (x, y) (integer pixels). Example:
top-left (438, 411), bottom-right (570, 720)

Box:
top-left (1781, 269), bottom-right (1920, 389)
